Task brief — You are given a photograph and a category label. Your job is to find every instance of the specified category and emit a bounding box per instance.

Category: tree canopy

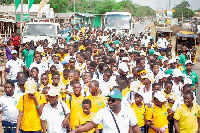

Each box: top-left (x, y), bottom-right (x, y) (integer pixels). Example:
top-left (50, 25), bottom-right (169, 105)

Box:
top-left (1, 0), bottom-right (155, 17)
top-left (172, 1), bottom-right (194, 18)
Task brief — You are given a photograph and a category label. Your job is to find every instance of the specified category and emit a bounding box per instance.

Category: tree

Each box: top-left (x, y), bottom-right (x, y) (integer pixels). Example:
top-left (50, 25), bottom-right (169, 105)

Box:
top-left (173, 7), bottom-right (194, 19)
top-left (176, 1), bottom-right (190, 8)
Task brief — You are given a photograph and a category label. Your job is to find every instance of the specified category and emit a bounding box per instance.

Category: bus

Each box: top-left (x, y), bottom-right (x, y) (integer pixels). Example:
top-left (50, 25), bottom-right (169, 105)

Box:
top-left (22, 22), bottom-right (60, 45)
top-left (104, 12), bottom-right (133, 34)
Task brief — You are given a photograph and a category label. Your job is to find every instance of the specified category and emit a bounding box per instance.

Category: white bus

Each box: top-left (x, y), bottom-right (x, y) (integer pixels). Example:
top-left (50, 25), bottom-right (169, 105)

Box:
top-left (22, 22), bottom-right (60, 45)
top-left (104, 12), bottom-right (133, 34)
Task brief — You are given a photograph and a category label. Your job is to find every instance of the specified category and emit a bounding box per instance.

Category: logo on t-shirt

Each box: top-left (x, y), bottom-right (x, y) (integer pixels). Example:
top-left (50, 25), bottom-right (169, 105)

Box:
top-left (164, 112), bottom-right (168, 116)
top-left (60, 112), bottom-right (64, 116)
top-left (194, 113), bottom-right (197, 117)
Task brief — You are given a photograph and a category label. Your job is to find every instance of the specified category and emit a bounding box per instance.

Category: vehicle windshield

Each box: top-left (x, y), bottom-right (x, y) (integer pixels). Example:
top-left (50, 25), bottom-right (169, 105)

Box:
top-left (105, 14), bottom-right (130, 30)
top-left (23, 24), bottom-right (56, 36)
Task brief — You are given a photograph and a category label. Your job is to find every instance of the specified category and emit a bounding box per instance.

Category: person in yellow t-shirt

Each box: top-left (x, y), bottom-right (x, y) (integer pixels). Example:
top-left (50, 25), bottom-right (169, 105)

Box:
top-left (16, 80), bottom-right (47, 133)
top-left (174, 92), bottom-right (200, 133)
top-left (57, 48), bottom-right (68, 63)
top-left (86, 80), bottom-right (106, 132)
top-left (76, 99), bottom-right (99, 133)
top-left (49, 71), bottom-right (66, 101)
top-left (42, 86), bottom-right (50, 103)
top-left (131, 90), bottom-right (147, 133)
top-left (145, 91), bottom-right (173, 133)
top-left (61, 68), bottom-right (70, 85)
top-left (66, 81), bottom-right (84, 130)
top-left (39, 73), bottom-right (49, 92)
top-left (122, 77), bottom-right (135, 97)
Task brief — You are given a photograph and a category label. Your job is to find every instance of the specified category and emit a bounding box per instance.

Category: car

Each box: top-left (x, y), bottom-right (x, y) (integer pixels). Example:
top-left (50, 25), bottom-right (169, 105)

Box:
top-left (140, 20), bottom-right (146, 24)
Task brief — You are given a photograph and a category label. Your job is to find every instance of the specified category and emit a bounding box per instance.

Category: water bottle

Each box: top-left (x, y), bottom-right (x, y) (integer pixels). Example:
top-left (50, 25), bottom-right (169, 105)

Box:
top-left (160, 125), bottom-right (168, 133)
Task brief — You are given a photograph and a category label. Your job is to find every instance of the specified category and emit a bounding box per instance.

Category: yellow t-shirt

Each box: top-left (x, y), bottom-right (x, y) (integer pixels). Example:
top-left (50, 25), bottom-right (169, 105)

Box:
top-left (163, 90), bottom-right (177, 109)
top-left (79, 45), bottom-right (86, 51)
top-left (85, 94), bottom-right (106, 129)
top-left (145, 104), bottom-right (169, 133)
top-left (66, 93), bottom-right (84, 129)
top-left (48, 71), bottom-right (63, 84)
top-left (131, 103), bottom-right (146, 127)
top-left (122, 87), bottom-right (131, 97)
top-left (38, 84), bottom-right (49, 92)
top-left (57, 53), bottom-right (68, 63)
top-left (76, 111), bottom-right (96, 133)
top-left (174, 103), bottom-right (200, 133)
top-left (16, 92), bottom-right (47, 131)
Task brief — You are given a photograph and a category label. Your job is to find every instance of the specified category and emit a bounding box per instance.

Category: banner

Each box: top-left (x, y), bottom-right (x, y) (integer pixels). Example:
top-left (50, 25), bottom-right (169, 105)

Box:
top-left (29, 0), bottom-right (34, 10)
top-left (15, 0), bottom-right (20, 11)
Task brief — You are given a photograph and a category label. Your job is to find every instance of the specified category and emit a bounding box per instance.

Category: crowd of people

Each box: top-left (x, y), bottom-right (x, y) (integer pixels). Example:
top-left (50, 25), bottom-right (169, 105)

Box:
top-left (0, 26), bottom-right (200, 133)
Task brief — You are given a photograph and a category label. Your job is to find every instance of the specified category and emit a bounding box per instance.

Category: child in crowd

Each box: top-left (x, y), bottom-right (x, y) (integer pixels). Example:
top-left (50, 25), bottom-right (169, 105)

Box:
top-left (76, 99), bottom-right (98, 133)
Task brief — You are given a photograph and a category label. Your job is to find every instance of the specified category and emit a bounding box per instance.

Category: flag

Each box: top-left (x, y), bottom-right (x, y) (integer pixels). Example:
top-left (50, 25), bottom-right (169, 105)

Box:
top-left (15, 0), bottom-right (20, 11)
top-left (29, 0), bottom-right (34, 10)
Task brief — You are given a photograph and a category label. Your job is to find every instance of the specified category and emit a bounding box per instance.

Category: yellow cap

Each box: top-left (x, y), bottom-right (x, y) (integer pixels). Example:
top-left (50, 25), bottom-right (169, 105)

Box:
top-left (24, 80), bottom-right (37, 94)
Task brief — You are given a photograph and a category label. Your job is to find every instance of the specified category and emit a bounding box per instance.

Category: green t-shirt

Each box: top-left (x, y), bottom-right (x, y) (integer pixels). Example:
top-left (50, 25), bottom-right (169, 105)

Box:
top-left (66, 35), bottom-right (71, 43)
top-left (22, 49), bottom-right (35, 68)
top-left (179, 53), bottom-right (187, 65)
top-left (182, 70), bottom-right (198, 91)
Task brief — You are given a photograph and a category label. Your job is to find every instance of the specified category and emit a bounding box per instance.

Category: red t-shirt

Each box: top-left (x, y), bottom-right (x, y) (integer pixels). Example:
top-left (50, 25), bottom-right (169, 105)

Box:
top-left (11, 36), bottom-right (20, 46)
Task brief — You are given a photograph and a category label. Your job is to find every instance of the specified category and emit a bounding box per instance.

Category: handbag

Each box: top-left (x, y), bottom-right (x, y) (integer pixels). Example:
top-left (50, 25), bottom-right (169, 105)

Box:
top-left (109, 110), bottom-right (120, 133)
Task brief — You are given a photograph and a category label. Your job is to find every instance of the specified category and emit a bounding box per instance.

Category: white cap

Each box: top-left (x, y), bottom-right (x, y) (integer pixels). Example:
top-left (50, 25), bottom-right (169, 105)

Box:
top-left (154, 52), bottom-right (160, 56)
top-left (154, 91), bottom-right (167, 102)
top-left (130, 81), bottom-right (142, 92)
top-left (156, 72), bottom-right (168, 80)
top-left (11, 50), bottom-right (17, 54)
top-left (174, 56), bottom-right (180, 61)
top-left (141, 73), bottom-right (154, 83)
top-left (36, 46), bottom-right (44, 53)
top-left (162, 57), bottom-right (169, 64)
top-left (184, 76), bottom-right (192, 85)
top-left (140, 51), bottom-right (146, 56)
top-left (172, 70), bottom-right (185, 78)
top-left (185, 60), bottom-right (194, 65)
top-left (46, 88), bottom-right (60, 96)
top-left (134, 89), bottom-right (144, 98)
top-left (168, 59), bottom-right (176, 64)
top-left (119, 62), bottom-right (129, 72)
top-left (122, 57), bottom-right (129, 61)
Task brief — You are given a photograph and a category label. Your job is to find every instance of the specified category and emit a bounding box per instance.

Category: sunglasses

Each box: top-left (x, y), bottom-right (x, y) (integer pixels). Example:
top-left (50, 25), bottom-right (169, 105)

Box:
top-left (108, 98), bottom-right (120, 103)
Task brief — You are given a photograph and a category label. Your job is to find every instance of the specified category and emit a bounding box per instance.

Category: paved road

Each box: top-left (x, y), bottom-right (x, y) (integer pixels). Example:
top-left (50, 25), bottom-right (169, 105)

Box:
top-left (131, 21), bottom-right (152, 36)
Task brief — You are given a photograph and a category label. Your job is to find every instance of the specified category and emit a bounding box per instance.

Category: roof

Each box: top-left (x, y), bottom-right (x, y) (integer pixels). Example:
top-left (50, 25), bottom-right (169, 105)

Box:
top-left (105, 12), bottom-right (131, 16)
top-left (176, 31), bottom-right (199, 38)
top-left (55, 13), bottom-right (74, 19)
top-left (156, 28), bottom-right (173, 33)
top-left (77, 13), bottom-right (94, 17)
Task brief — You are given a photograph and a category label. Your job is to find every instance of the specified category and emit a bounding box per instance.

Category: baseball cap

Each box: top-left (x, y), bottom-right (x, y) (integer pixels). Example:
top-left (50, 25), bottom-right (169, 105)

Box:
top-left (172, 70), bottom-right (185, 78)
top-left (46, 88), bottom-right (59, 96)
top-left (24, 80), bottom-right (37, 94)
top-left (185, 60), bottom-right (194, 65)
top-left (119, 62), bottom-right (129, 73)
top-left (162, 57), bottom-right (169, 64)
top-left (130, 81), bottom-right (142, 92)
top-left (158, 56), bottom-right (164, 60)
top-left (36, 47), bottom-right (44, 53)
top-left (168, 59), bottom-right (176, 64)
top-left (122, 57), bottom-right (129, 61)
top-left (141, 73), bottom-right (154, 83)
top-left (11, 50), bottom-right (17, 54)
top-left (134, 89), bottom-right (144, 98)
top-left (156, 72), bottom-right (168, 80)
top-left (149, 49), bottom-right (155, 55)
top-left (106, 90), bottom-right (122, 100)
top-left (154, 91), bottom-right (166, 102)
top-left (184, 76), bottom-right (192, 85)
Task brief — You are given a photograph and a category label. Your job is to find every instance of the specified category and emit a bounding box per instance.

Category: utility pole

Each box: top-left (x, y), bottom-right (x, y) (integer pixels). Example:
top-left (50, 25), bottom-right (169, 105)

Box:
top-left (74, 0), bottom-right (75, 27)
top-left (20, 0), bottom-right (23, 45)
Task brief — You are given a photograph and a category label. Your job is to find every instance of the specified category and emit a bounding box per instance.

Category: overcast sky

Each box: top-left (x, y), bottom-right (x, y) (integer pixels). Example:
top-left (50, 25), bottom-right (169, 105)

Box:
top-left (116, 0), bottom-right (199, 11)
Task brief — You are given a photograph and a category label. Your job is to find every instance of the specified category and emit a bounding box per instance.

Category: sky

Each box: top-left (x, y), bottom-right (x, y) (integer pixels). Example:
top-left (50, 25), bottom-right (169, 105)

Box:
top-left (116, 0), bottom-right (199, 11)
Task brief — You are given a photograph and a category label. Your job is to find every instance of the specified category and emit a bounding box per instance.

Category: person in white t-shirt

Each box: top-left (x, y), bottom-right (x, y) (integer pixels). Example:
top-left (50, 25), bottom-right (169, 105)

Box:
top-left (41, 88), bottom-right (70, 133)
top-left (4, 50), bottom-right (28, 83)
top-left (70, 90), bottom-right (141, 133)
top-left (29, 53), bottom-right (48, 77)
top-left (0, 81), bottom-right (21, 132)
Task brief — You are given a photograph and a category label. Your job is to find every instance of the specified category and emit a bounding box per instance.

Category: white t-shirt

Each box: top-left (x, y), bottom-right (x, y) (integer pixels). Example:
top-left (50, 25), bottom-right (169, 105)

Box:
top-left (40, 101), bottom-right (70, 133)
top-left (0, 93), bottom-right (21, 123)
top-left (29, 61), bottom-right (48, 77)
top-left (172, 81), bottom-right (183, 98)
top-left (6, 58), bottom-right (24, 80)
top-left (92, 106), bottom-right (138, 133)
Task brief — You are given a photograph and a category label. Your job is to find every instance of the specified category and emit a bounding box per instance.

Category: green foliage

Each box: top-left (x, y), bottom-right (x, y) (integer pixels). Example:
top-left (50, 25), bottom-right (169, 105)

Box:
top-left (173, 1), bottom-right (194, 18)
top-left (1, 0), bottom-right (155, 17)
